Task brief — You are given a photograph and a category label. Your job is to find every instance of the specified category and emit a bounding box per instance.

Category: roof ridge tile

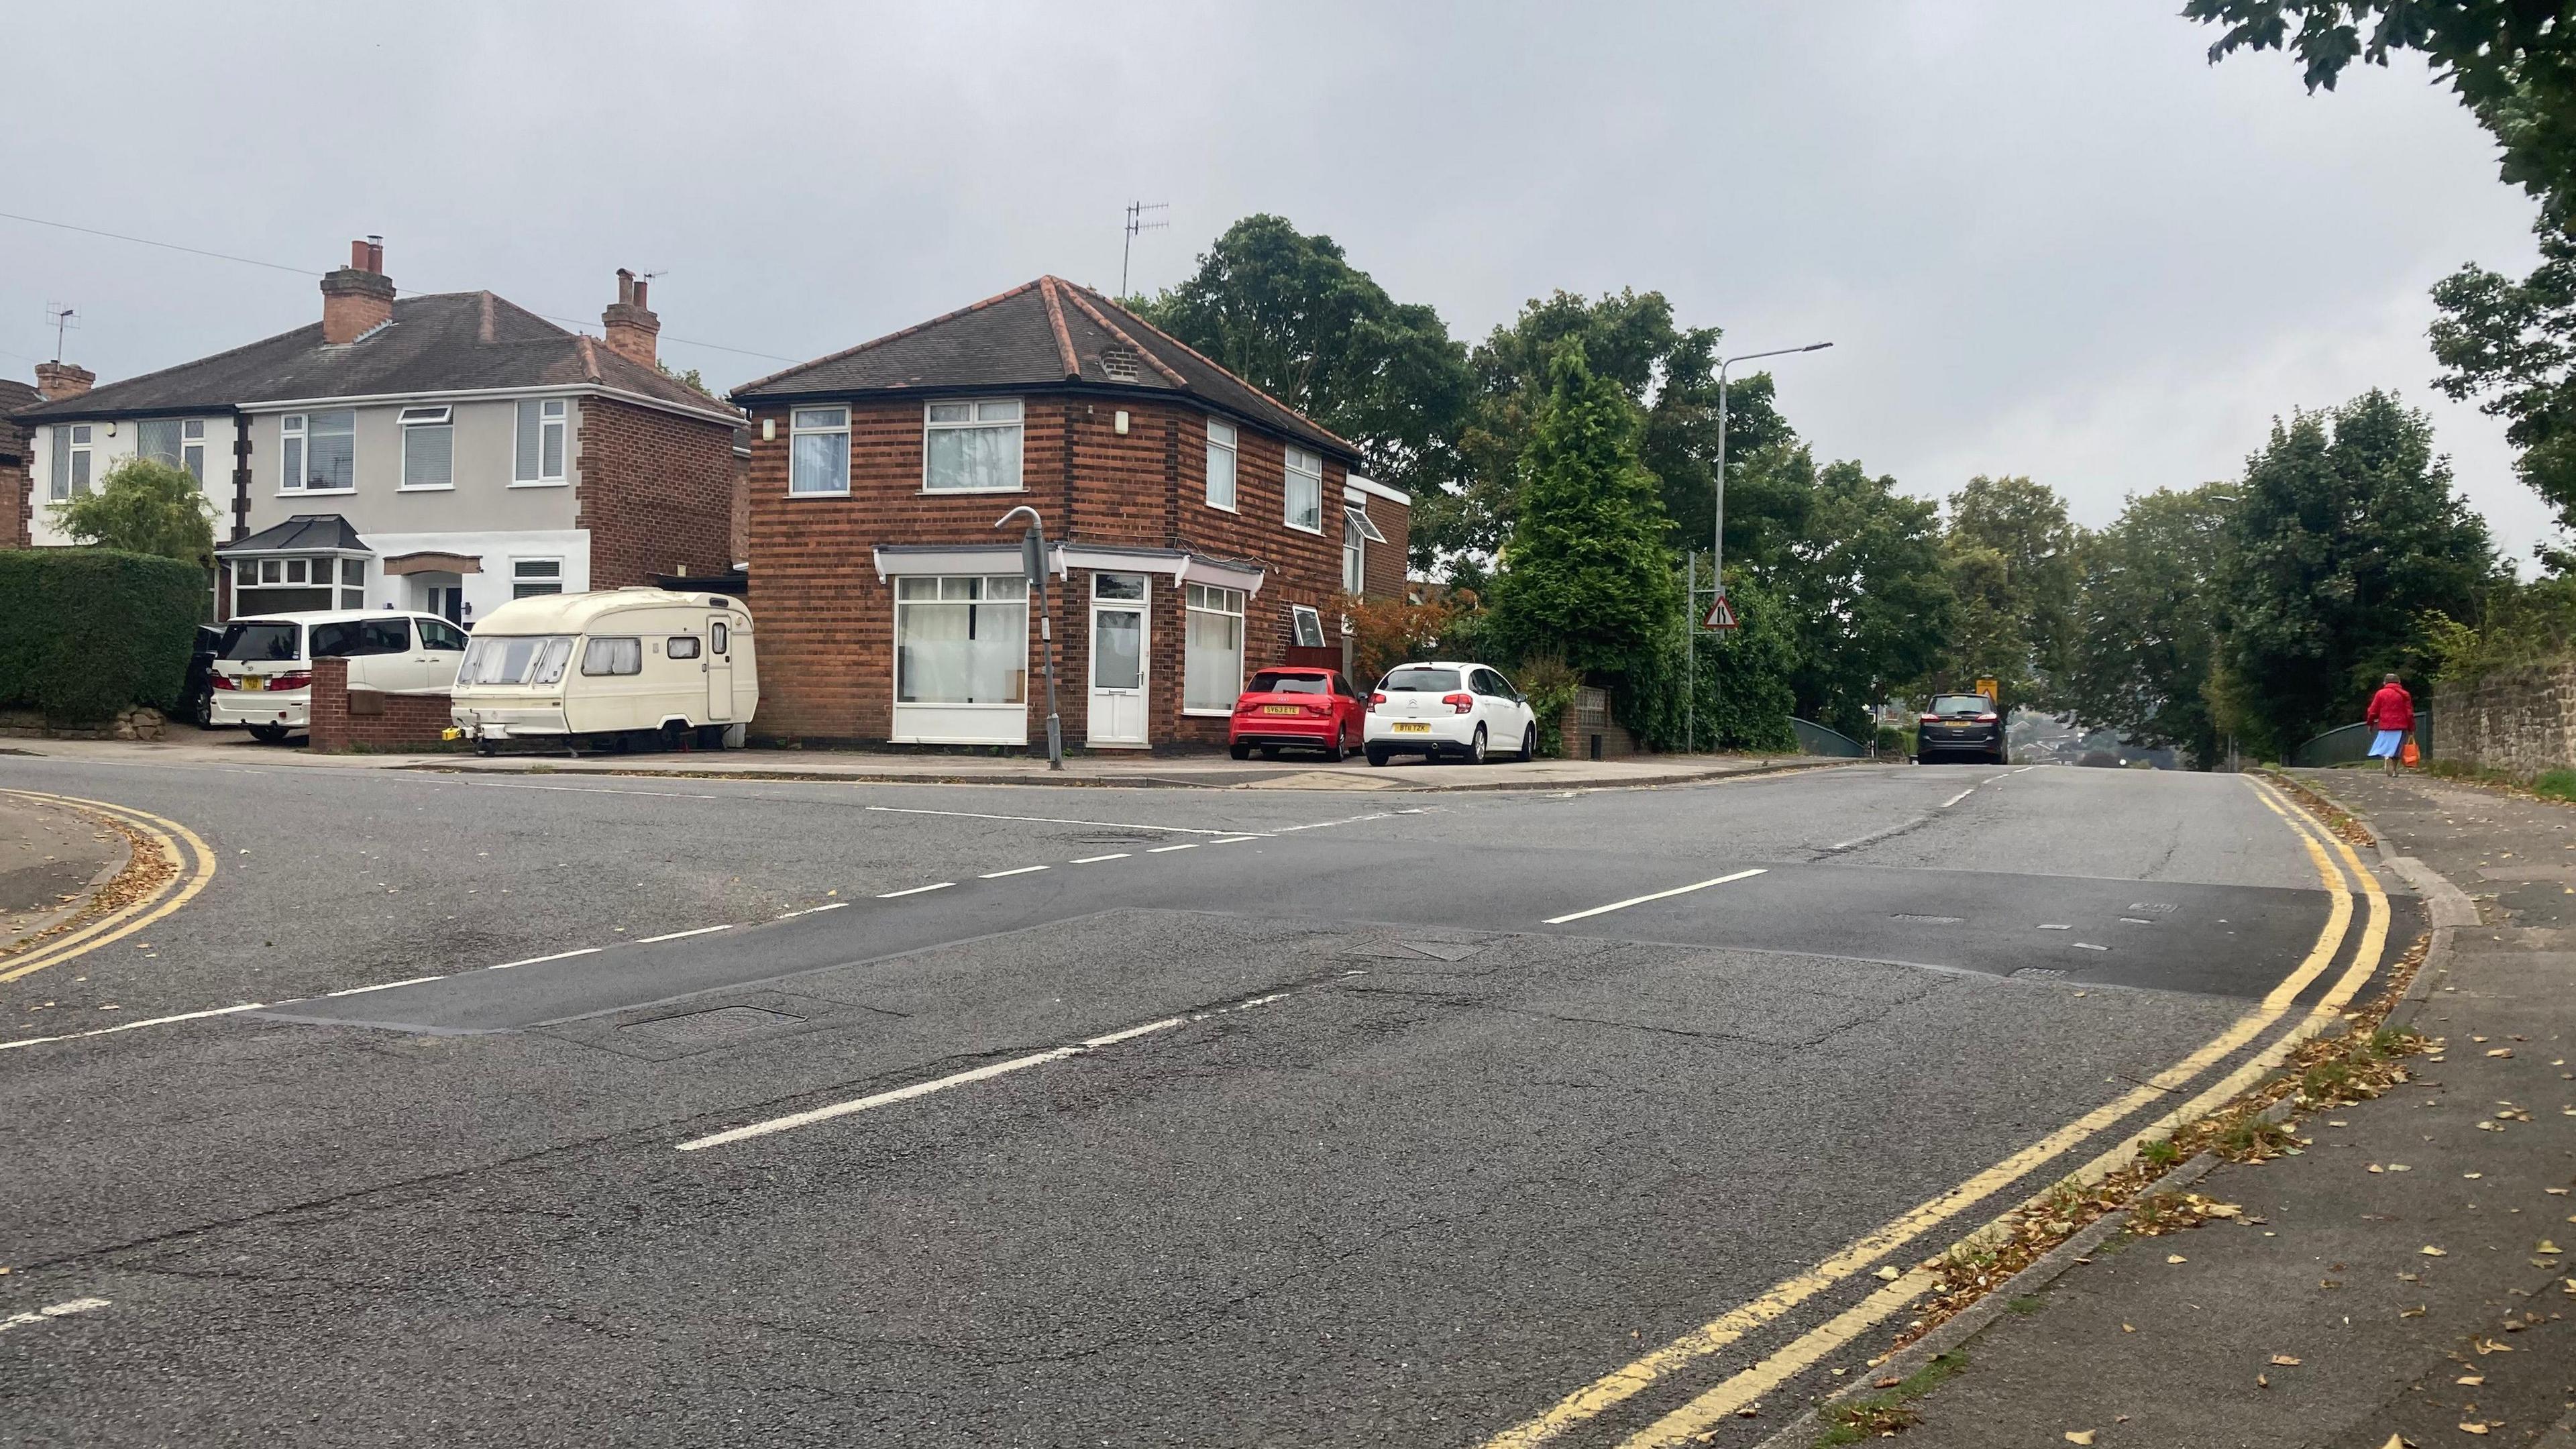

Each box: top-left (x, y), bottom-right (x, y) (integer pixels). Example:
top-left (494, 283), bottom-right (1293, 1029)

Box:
top-left (1063, 280), bottom-right (1367, 458)
top-left (1036, 277), bottom-right (1081, 380)
top-left (1055, 280), bottom-right (1188, 387)
top-left (730, 279), bottom-right (1045, 396)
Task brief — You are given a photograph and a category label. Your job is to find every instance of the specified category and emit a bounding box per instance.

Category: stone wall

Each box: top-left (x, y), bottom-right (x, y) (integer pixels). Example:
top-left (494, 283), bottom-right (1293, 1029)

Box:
top-left (307, 657), bottom-right (455, 752)
top-left (1558, 686), bottom-right (1644, 760)
top-left (2431, 660), bottom-right (2576, 775)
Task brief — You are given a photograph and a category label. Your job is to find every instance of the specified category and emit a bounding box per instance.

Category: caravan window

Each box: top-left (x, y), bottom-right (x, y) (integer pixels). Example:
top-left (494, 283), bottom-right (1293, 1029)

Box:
top-left (582, 638), bottom-right (643, 676)
top-left (667, 636), bottom-right (702, 660)
top-left (460, 635), bottom-right (576, 686)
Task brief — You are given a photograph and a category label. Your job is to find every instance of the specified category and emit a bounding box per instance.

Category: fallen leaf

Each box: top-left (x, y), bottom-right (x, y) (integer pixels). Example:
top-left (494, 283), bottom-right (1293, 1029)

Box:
top-left (2461, 1424), bottom-right (2489, 1436)
top-left (2167, 1253), bottom-right (2188, 1264)
top-left (2400, 1304), bottom-right (2427, 1318)
top-left (2377, 1436), bottom-right (2408, 1449)
top-left (2457, 1374), bottom-right (2485, 1385)
top-left (2465, 1172), bottom-right (2484, 1180)
top-left (1872, 1377), bottom-right (1901, 1389)
top-left (2257, 1372), bottom-right (2270, 1388)
top-left (2269, 1353), bottom-right (2302, 1366)
top-left (1873, 1265), bottom-right (1900, 1281)
top-left (2548, 1187), bottom-right (2571, 1195)
top-left (2390, 1164), bottom-right (2413, 1172)
top-left (2369, 1163), bottom-right (2385, 1173)
top-left (2423, 1245), bottom-right (2450, 1256)
top-left (2121, 1322), bottom-right (2135, 1333)
top-left (2065, 1434), bottom-right (2096, 1446)
top-left (2539, 1240), bottom-right (2563, 1254)
top-left (2487, 1048), bottom-right (2514, 1058)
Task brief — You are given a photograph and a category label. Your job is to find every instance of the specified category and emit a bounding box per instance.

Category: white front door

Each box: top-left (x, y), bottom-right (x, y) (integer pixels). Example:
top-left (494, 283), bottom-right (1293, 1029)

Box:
top-left (1087, 574), bottom-right (1149, 746)
top-left (707, 617), bottom-right (735, 722)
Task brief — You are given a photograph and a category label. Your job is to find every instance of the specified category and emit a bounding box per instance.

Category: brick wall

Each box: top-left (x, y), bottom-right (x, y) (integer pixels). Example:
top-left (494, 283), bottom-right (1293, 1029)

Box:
top-left (1558, 685), bottom-right (1644, 760)
top-left (0, 414), bottom-right (29, 549)
top-left (574, 398), bottom-right (739, 588)
top-left (307, 657), bottom-right (455, 752)
top-left (744, 393), bottom-right (1350, 749)
top-left (1360, 495), bottom-right (1409, 600)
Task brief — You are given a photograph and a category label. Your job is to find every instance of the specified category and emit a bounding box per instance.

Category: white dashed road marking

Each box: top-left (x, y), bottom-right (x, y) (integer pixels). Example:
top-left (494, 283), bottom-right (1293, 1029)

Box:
top-left (876, 882), bottom-right (956, 899)
top-left (1544, 868), bottom-right (1768, 925)
top-left (1069, 853), bottom-right (1131, 864)
top-left (0, 1297), bottom-right (111, 1335)
top-left (635, 924), bottom-right (735, 945)
top-left (1146, 843), bottom-right (1201, 853)
top-left (1941, 790), bottom-right (1974, 808)
top-left (979, 865), bottom-right (1050, 878)
top-left (861, 805), bottom-right (1251, 835)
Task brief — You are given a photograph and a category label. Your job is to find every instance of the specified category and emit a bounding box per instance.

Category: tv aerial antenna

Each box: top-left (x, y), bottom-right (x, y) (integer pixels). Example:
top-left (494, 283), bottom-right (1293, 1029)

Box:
top-left (44, 304), bottom-right (78, 360)
top-left (1121, 202), bottom-right (1168, 297)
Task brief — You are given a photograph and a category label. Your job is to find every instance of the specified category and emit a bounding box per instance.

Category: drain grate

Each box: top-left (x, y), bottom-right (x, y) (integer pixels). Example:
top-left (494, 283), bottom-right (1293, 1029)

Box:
top-left (2010, 967), bottom-right (2067, 981)
top-left (619, 1006), bottom-right (805, 1046)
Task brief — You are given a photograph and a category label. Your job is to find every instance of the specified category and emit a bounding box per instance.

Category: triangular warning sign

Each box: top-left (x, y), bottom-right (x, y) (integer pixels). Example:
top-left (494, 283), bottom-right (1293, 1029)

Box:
top-left (1702, 594), bottom-right (1739, 631)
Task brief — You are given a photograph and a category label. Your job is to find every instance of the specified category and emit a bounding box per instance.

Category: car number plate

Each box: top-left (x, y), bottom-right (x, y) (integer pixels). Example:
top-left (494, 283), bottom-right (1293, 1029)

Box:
top-left (1392, 722), bottom-right (1430, 733)
top-left (1263, 704), bottom-right (1301, 715)
top-left (241, 676), bottom-right (264, 691)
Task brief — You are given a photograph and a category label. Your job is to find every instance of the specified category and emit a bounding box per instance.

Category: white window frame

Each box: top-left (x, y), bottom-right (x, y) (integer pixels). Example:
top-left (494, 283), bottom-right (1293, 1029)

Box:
top-left (1283, 444), bottom-right (1324, 534)
top-left (398, 406), bottom-right (455, 492)
top-left (50, 424), bottom-right (92, 502)
top-left (513, 398), bottom-right (569, 487)
top-left (790, 405), bottom-right (851, 496)
top-left (279, 411), bottom-right (356, 494)
top-left (1182, 582), bottom-right (1247, 716)
top-left (1204, 418), bottom-right (1238, 512)
top-left (182, 419), bottom-right (207, 483)
top-left (1291, 604), bottom-right (1327, 649)
top-left (511, 557), bottom-right (565, 599)
top-left (1343, 514), bottom-right (1366, 594)
top-left (921, 398), bottom-right (1025, 494)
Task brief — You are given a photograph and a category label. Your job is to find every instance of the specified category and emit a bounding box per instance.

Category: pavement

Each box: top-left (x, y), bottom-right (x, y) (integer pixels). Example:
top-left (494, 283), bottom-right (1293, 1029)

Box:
top-left (0, 789), bottom-right (128, 955)
top-left (1858, 767), bottom-right (2576, 1449)
top-left (9, 723), bottom-right (1854, 792)
top-left (0, 754), bottom-right (2418, 1446)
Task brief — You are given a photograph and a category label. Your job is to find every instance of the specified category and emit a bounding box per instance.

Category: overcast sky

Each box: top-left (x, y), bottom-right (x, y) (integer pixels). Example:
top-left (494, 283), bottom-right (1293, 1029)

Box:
top-left (5, 3), bottom-right (2549, 560)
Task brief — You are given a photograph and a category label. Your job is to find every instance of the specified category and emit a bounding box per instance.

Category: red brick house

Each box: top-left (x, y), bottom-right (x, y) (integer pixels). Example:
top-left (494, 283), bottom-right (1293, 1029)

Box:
top-left (733, 276), bottom-right (1411, 751)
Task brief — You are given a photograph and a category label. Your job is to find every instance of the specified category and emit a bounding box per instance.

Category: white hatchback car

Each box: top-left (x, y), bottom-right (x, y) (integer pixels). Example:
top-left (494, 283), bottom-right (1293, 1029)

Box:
top-left (1363, 661), bottom-right (1538, 765)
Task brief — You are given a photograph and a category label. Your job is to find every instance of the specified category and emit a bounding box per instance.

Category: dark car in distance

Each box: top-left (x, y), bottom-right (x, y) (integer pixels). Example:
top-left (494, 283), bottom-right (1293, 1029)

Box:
top-left (1917, 692), bottom-right (2006, 764)
top-left (180, 625), bottom-right (223, 728)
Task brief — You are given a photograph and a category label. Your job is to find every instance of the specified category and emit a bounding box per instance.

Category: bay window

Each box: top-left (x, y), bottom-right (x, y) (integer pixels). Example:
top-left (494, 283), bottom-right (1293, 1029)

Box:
top-left (790, 406), bottom-right (849, 495)
top-left (923, 398), bottom-right (1023, 492)
top-left (1284, 445), bottom-right (1324, 533)
top-left (896, 576), bottom-right (1028, 705)
top-left (1183, 582), bottom-right (1245, 713)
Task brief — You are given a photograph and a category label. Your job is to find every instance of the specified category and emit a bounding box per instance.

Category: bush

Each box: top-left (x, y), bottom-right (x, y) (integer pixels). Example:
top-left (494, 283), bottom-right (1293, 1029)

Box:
top-left (1514, 653), bottom-right (1583, 757)
top-left (0, 549), bottom-right (207, 720)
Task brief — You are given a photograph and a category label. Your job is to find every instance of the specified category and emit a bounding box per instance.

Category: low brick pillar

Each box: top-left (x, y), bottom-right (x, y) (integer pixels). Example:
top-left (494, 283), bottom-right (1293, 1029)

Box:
top-left (307, 657), bottom-right (455, 752)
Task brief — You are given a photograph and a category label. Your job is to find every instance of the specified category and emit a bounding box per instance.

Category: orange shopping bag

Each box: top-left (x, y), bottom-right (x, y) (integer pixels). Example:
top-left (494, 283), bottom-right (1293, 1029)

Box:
top-left (2401, 737), bottom-right (2421, 767)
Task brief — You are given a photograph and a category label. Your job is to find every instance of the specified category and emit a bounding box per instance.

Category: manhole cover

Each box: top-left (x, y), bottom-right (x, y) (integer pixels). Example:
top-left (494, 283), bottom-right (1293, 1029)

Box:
top-left (2011, 967), bottom-right (2067, 981)
top-left (619, 1006), bottom-right (804, 1045)
top-left (1890, 914), bottom-right (1964, 924)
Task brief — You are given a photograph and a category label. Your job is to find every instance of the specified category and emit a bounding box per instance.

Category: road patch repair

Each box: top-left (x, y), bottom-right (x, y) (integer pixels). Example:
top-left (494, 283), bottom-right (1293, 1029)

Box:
top-left (1742, 770), bottom-right (2576, 1448)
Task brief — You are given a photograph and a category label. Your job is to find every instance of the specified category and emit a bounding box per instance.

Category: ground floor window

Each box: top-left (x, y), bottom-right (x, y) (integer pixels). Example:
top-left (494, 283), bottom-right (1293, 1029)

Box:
top-left (896, 575), bottom-right (1028, 704)
top-left (1183, 583), bottom-right (1245, 712)
top-left (513, 559), bottom-right (564, 599)
top-left (233, 555), bottom-right (362, 614)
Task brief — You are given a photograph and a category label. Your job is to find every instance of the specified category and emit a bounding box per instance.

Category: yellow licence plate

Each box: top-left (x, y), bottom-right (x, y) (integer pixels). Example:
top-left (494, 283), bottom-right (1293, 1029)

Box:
top-left (241, 676), bottom-right (264, 691)
top-left (1263, 704), bottom-right (1301, 715)
top-left (1392, 722), bottom-right (1430, 734)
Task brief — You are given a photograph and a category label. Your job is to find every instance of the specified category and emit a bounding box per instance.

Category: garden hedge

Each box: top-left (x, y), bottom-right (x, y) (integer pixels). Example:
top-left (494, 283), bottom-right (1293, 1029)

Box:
top-left (0, 548), bottom-right (207, 721)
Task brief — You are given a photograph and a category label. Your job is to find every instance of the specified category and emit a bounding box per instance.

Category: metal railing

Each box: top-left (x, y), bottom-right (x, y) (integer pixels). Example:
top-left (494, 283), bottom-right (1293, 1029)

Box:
top-left (2289, 718), bottom-right (2431, 768)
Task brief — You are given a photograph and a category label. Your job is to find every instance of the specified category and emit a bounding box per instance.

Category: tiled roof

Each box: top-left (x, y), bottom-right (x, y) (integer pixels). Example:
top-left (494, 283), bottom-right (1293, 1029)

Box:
top-left (18, 294), bottom-right (735, 424)
top-left (215, 513), bottom-right (370, 555)
top-left (0, 378), bottom-right (39, 415)
top-left (731, 276), bottom-right (1362, 462)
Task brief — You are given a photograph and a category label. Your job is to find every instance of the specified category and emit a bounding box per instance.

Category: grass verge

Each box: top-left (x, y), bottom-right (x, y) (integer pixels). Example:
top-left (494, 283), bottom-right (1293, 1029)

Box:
top-left (1813, 1354), bottom-right (1967, 1446)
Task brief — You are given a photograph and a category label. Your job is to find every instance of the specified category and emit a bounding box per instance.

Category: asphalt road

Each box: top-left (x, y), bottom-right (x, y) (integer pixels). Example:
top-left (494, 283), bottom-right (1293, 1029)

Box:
top-left (0, 755), bottom-right (2412, 1447)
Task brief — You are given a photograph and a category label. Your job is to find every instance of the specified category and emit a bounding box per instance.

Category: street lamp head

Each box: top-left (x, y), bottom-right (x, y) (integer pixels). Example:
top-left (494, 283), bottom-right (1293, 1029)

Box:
top-left (992, 504), bottom-right (1042, 532)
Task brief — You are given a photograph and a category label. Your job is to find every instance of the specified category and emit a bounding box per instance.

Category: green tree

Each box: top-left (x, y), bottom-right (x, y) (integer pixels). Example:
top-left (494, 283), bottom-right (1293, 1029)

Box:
top-left (2188, 2), bottom-right (2576, 555)
top-left (1488, 341), bottom-right (1683, 691)
top-left (1132, 215), bottom-right (1472, 552)
top-left (1939, 475), bottom-right (2083, 705)
top-left (2065, 483), bottom-right (2239, 766)
top-left (1769, 451), bottom-right (1955, 737)
top-left (1446, 289), bottom-right (1794, 565)
top-left (52, 458), bottom-right (216, 570)
top-left (2212, 390), bottom-right (2497, 755)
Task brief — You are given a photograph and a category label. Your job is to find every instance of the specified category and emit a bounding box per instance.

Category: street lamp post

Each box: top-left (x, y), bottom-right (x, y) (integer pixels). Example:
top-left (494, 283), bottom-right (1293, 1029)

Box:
top-left (994, 505), bottom-right (1065, 771)
top-left (1688, 341), bottom-right (1833, 754)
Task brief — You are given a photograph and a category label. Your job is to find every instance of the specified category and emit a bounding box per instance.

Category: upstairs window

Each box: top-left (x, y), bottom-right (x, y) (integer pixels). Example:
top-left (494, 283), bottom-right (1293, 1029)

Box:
top-left (1205, 419), bottom-right (1238, 511)
top-left (49, 425), bottom-right (91, 501)
top-left (138, 419), bottom-right (184, 472)
top-left (514, 398), bottom-right (568, 484)
top-left (282, 411), bottom-right (355, 492)
top-left (923, 398), bottom-right (1023, 492)
top-left (790, 407), bottom-right (850, 495)
top-left (400, 407), bottom-right (453, 490)
top-left (1283, 444), bottom-right (1324, 533)
top-left (183, 419), bottom-right (207, 482)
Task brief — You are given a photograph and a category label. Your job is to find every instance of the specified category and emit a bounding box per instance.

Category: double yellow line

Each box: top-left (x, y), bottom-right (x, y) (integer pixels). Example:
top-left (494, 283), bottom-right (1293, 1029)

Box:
top-left (0, 790), bottom-right (216, 985)
top-left (1481, 775), bottom-right (2389, 1448)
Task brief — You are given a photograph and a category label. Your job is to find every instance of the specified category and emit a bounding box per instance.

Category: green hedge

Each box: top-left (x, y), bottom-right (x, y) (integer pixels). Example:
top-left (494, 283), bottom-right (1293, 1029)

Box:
top-left (0, 549), bottom-right (207, 721)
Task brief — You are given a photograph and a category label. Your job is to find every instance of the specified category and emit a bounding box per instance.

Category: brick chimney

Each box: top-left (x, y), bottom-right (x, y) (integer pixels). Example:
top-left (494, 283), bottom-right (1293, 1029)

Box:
top-left (34, 360), bottom-right (94, 402)
top-left (602, 268), bottom-right (660, 367)
top-left (320, 237), bottom-right (395, 344)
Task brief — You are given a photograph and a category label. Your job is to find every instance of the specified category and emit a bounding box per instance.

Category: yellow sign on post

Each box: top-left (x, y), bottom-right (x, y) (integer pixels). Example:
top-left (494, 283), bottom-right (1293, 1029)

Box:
top-left (1974, 677), bottom-right (2000, 703)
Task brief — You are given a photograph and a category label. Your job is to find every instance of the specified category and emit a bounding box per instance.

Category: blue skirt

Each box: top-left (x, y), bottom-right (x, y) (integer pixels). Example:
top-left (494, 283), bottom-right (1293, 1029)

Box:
top-left (2368, 729), bottom-right (2406, 758)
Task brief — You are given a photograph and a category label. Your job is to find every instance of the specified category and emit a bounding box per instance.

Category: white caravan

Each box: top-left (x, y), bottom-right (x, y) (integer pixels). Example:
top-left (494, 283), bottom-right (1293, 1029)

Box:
top-left (448, 588), bottom-right (756, 752)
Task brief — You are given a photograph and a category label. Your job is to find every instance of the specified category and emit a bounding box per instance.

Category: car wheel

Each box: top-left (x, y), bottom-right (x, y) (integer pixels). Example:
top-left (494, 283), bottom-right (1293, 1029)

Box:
top-left (191, 692), bottom-right (214, 729)
top-left (1517, 724), bottom-right (1536, 762)
top-left (1326, 727), bottom-right (1348, 763)
top-left (248, 724), bottom-right (288, 745)
top-left (1230, 742), bottom-right (1251, 761)
top-left (1366, 745), bottom-right (1390, 767)
top-left (1464, 724), bottom-right (1487, 765)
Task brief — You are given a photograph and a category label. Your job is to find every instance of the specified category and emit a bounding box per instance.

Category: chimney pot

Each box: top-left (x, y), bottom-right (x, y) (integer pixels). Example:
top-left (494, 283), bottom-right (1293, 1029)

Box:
top-left (321, 236), bottom-right (395, 344)
top-left (602, 268), bottom-right (661, 368)
top-left (34, 360), bottom-right (95, 402)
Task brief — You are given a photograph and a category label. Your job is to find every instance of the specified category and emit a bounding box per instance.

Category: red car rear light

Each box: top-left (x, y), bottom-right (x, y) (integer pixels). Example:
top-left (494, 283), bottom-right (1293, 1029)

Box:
top-left (1976, 712), bottom-right (2000, 723)
top-left (1919, 713), bottom-right (1941, 724)
top-left (1369, 692), bottom-right (1386, 710)
top-left (1442, 692), bottom-right (1474, 714)
top-left (271, 671), bottom-right (313, 692)
top-left (211, 674), bottom-right (239, 690)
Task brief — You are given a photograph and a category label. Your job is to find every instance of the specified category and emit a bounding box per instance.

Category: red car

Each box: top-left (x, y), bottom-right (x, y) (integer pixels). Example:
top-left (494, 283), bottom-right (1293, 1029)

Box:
top-left (1228, 666), bottom-right (1366, 761)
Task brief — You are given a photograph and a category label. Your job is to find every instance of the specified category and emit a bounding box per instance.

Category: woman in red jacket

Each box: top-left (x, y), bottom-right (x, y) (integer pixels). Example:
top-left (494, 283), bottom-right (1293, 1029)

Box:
top-left (2365, 673), bottom-right (2415, 776)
